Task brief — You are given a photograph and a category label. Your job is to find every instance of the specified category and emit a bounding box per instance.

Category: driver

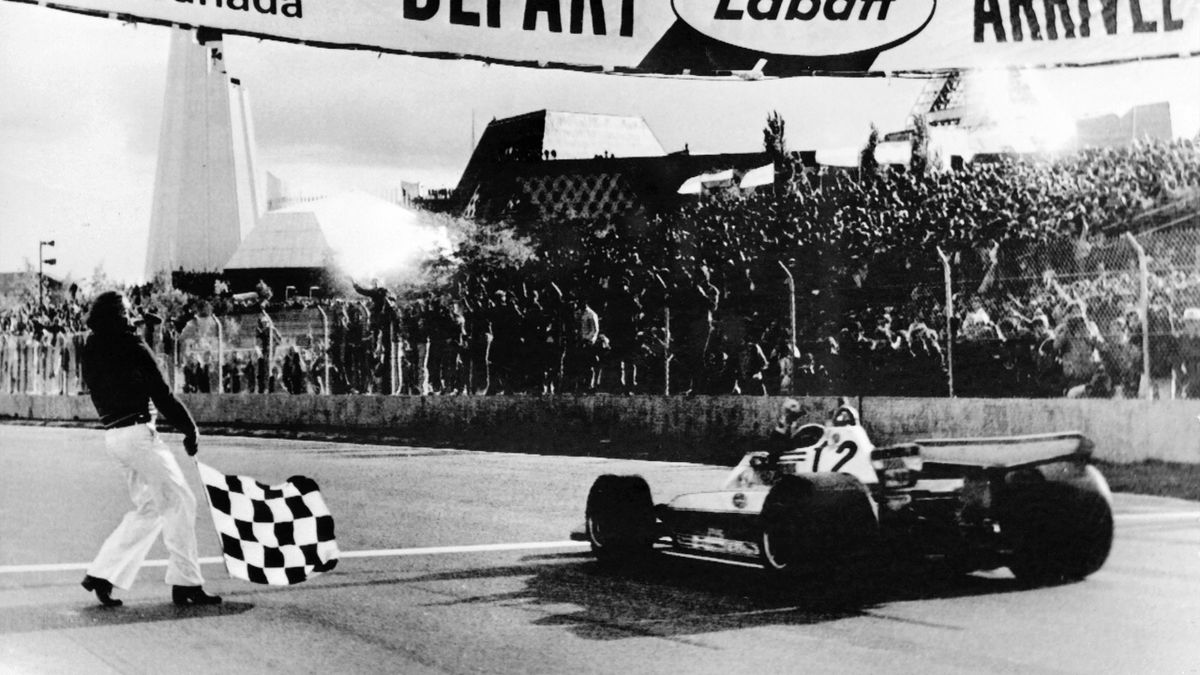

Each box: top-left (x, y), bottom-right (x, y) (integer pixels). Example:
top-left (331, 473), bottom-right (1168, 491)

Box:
top-left (764, 396), bottom-right (858, 464)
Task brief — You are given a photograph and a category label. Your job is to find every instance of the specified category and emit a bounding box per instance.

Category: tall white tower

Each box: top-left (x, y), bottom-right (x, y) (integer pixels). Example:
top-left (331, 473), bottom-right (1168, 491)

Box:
top-left (144, 29), bottom-right (261, 279)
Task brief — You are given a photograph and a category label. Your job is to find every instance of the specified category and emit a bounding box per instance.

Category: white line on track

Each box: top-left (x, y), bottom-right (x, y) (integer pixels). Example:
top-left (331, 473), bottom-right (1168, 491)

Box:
top-left (0, 541), bottom-right (589, 575)
top-left (1115, 512), bottom-right (1200, 524)
top-left (1, 512), bottom-right (1194, 576)
top-left (339, 541), bottom-right (590, 559)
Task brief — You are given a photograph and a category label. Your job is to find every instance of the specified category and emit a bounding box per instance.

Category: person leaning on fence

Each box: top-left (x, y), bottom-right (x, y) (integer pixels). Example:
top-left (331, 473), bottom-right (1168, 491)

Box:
top-left (571, 296), bottom-right (601, 393)
top-left (1176, 308), bottom-right (1200, 398)
top-left (78, 290), bottom-right (220, 608)
top-left (736, 331), bottom-right (770, 396)
top-left (1137, 303), bottom-right (1181, 399)
top-left (1054, 302), bottom-right (1104, 394)
top-left (352, 277), bottom-right (395, 352)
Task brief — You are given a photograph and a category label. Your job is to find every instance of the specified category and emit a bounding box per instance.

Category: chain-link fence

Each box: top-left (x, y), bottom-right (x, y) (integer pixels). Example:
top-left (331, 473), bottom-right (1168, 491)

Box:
top-left (940, 211), bottom-right (1200, 400)
top-left (0, 330), bottom-right (85, 395)
top-left (743, 207), bottom-right (1200, 401)
top-left (171, 307), bottom-right (331, 395)
top-left (1, 306), bottom-right (337, 397)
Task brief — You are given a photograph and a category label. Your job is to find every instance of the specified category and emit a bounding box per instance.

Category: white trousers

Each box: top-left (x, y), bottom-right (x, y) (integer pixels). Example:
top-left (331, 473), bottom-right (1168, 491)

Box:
top-left (87, 423), bottom-right (205, 589)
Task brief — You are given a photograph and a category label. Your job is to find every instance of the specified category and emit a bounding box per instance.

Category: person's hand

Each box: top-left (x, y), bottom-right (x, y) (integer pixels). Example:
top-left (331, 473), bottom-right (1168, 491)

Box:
top-left (184, 434), bottom-right (199, 457)
top-left (779, 398), bottom-right (803, 425)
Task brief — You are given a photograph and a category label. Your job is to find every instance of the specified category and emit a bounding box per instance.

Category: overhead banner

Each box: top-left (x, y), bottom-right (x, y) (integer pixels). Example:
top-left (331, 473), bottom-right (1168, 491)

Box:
top-left (12, 0), bottom-right (1200, 76)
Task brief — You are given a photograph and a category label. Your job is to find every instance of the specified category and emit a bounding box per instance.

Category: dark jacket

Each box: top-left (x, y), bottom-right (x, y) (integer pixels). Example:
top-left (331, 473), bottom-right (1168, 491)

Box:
top-left (82, 329), bottom-right (197, 437)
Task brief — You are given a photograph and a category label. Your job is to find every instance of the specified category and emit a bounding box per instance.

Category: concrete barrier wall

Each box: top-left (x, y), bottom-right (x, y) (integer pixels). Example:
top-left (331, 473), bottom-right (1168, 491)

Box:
top-left (2, 394), bottom-right (1197, 464)
top-left (860, 397), bottom-right (1200, 464)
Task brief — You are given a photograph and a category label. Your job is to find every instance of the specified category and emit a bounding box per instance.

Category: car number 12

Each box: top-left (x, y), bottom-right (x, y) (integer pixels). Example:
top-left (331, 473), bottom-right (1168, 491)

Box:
top-left (812, 441), bottom-right (858, 472)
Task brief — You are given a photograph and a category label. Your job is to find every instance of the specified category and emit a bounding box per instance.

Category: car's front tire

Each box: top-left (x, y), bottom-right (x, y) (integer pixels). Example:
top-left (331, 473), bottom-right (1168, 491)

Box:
top-left (585, 474), bottom-right (657, 568)
top-left (759, 473), bottom-right (879, 576)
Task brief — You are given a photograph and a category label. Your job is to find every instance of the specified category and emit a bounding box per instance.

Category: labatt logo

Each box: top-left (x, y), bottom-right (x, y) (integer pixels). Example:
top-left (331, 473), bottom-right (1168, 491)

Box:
top-left (672, 0), bottom-right (937, 56)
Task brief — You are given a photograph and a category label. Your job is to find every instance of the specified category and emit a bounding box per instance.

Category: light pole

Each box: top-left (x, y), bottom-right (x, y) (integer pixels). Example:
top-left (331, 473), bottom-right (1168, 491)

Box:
top-left (38, 240), bottom-right (56, 309)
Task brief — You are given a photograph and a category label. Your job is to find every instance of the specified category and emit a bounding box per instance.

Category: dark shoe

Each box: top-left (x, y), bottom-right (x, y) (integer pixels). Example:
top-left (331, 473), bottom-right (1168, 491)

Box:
top-left (81, 575), bottom-right (123, 607)
top-left (172, 585), bottom-right (222, 606)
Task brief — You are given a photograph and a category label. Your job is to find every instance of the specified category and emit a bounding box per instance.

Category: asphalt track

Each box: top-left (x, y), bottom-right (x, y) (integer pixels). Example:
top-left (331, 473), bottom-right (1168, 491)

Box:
top-left (2, 424), bottom-right (1199, 675)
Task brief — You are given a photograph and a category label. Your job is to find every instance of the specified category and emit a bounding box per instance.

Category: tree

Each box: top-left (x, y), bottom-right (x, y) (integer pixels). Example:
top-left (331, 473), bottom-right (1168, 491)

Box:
top-left (146, 271), bottom-right (189, 320)
top-left (910, 114), bottom-right (931, 176)
top-left (428, 216), bottom-right (536, 296)
top-left (86, 262), bottom-right (111, 297)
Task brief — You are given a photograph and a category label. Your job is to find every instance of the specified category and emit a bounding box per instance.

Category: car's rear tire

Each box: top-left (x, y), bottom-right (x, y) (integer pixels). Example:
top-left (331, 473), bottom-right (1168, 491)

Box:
top-left (759, 473), bottom-right (879, 577)
top-left (1003, 465), bottom-right (1114, 586)
top-left (586, 475), bottom-right (657, 568)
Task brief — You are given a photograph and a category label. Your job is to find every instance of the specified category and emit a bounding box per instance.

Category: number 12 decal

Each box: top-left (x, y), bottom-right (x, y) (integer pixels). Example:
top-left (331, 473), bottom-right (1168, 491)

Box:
top-left (812, 441), bottom-right (858, 472)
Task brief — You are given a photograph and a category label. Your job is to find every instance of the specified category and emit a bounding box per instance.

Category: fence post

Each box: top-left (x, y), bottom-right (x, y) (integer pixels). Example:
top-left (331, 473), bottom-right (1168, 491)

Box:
top-left (663, 306), bottom-right (671, 396)
top-left (1124, 232), bottom-right (1152, 399)
top-left (215, 317), bottom-right (224, 394)
top-left (315, 306), bottom-right (331, 395)
top-left (34, 335), bottom-right (42, 394)
top-left (54, 332), bottom-right (65, 395)
top-left (65, 332), bottom-right (76, 395)
top-left (172, 334), bottom-right (180, 393)
top-left (777, 260), bottom-right (797, 396)
top-left (22, 334), bottom-right (34, 394)
top-left (936, 247), bottom-right (954, 398)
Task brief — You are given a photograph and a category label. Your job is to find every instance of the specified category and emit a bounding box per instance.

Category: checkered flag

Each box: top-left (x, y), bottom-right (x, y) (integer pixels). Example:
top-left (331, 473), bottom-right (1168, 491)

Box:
top-left (196, 461), bottom-right (339, 585)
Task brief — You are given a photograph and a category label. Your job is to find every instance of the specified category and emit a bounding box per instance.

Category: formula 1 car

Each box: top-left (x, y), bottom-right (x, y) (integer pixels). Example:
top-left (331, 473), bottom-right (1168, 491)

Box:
top-left (584, 400), bottom-right (1114, 586)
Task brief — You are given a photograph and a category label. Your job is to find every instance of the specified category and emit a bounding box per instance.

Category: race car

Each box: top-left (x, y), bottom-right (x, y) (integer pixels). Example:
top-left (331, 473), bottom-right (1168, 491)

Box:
top-left (584, 399), bottom-right (1114, 586)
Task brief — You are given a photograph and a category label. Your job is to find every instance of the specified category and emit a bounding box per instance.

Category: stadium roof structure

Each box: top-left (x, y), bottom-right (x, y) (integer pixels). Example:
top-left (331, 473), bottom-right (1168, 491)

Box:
top-left (482, 109), bottom-right (666, 162)
top-left (225, 210), bottom-right (330, 270)
top-left (225, 192), bottom-right (451, 281)
top-left (539, 110), bottom-right (667, 160)
top-left (455, 110), bottom-right (667, 208)
top-left (460, 151), bottom-right (767, 222)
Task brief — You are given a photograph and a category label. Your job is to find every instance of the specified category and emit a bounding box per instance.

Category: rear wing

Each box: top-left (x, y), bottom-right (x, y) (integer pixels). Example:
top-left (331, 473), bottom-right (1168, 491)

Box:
top-left (914, 431), bottom-right (1092, 470)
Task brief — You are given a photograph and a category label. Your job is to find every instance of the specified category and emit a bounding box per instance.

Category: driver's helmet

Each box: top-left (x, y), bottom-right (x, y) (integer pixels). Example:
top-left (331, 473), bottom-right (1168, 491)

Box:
top-left (831, 396), bottom-right (859, 427)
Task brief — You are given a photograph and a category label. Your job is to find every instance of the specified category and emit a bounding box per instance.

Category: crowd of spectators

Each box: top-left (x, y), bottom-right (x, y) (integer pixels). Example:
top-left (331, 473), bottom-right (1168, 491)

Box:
top-left (1, 296), bottom-right (88, 395)
top-left (3, 138), bottom-right (1200, 399)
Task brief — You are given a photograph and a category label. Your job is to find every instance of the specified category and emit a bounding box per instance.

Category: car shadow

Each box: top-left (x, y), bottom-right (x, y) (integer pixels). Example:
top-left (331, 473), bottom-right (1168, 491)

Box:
top-left (0, 600), bottom-right (254, 635)
top-left (354, 550), bottom-right (1035, 642)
